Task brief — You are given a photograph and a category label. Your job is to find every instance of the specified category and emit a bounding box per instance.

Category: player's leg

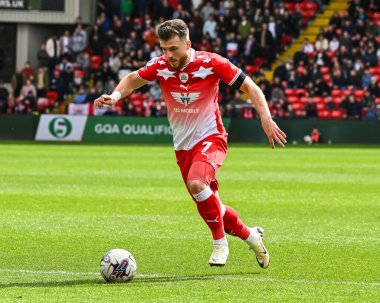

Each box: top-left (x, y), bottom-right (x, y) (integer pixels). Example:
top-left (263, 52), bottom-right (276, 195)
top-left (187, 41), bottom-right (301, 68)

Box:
top-left (187, 162), bottom-right (229, 266)
top-left (212, 186), bottom-right (270, 269)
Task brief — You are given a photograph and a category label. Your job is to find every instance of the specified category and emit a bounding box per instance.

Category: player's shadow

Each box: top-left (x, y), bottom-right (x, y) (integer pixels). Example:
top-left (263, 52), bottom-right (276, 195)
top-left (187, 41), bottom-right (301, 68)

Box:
top-left (132, 271), bottom-right (261, 285)
top-left (0, 272), bottom-right (261, 288)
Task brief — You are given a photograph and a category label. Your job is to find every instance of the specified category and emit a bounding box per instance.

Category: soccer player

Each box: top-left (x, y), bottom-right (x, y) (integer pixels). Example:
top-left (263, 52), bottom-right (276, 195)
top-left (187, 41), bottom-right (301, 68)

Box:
top-left (95, 19), bottom-right (287, 268)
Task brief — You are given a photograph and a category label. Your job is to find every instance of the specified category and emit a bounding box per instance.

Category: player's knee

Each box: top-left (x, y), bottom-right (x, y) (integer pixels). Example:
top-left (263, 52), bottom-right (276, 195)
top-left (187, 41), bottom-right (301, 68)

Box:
top-left (187, 179), bottom-right (207, 195)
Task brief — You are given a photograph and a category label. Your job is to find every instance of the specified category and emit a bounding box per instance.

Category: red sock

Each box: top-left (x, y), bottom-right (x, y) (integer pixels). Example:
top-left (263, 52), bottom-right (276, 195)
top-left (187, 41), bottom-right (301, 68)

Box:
top-left (194, 189), bottom-right (225, 240)
top-left (223, 205), bottom-right (250, 240)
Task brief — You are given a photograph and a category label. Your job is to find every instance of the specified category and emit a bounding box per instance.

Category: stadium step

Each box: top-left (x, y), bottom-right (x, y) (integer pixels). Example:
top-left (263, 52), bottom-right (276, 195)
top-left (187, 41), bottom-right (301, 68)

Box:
top-left (263, 0), bottom-right (350, 81)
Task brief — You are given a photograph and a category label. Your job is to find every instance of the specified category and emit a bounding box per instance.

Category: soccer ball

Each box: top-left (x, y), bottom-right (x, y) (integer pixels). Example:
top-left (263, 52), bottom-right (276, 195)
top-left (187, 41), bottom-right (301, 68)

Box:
top-left (100, 249), bottom-right (137, 283)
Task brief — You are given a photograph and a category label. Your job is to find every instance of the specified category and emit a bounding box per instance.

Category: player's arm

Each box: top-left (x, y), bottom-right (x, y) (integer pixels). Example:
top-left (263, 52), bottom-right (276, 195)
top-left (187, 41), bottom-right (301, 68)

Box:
top-left (94, 71), bottom-right (148, 108)
top-left (239, 76), bottom-right (287, 149)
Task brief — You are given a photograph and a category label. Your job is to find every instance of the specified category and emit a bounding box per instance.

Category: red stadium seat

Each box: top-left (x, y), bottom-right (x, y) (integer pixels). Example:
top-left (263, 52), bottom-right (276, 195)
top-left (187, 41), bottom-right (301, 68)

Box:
top-left (331, 110), bottom-right (345, 119)
top-left (285, 88), bottom-right (297, 96)
top-left (354, 90), bottom-right (366, 101)
top-left (245, 65), bottom-right (260, 76)
top-left (332, 96), bottom-right (343, 104)
top-left (305, 3), bottom-right (317, 11)
top-left (46, 91), bottom-right (58, 107)
top-left (369, 67), bottom-right (379, 75)
top-left (326, 51), bottom-right (336, 58)
top-left (291, 102), bottom-right (303, 110)
top-left (284, 2), bottom-right (296, 12)
top-left (253, 58), bottom-right (265, 68)
top-left (376, 98), bottom-right (380, 104)
top-left (295, 109), bottom-right (304, 117)
top-left (74, 69), bottom-right (85, 78)
top-left (373, 12), bottom-right (380, 19)
top-left (331, 89), bottom-right (342, 97)
top-left (342, 89), bottom-right (352, 97)
top-left (296, 88), bottom-right (307, 96)
top-left (320, 66), bottom-right (330, 75)
top-left (281, 34), bottom-right (293, 48)
top-left (316, 103), bottom-right (325, 110)
top-left (322, 74), bottom-right (331, 82)
top-left (90, 55), bottom-right (102, 70)
top-left (46, 91), bottom-right (58, 100)
top-left (312, 97), bottom-right (323, 103)
top-left (37, 98), bottom-right (49, 112)
top-left (287, 96), bottom-right (299, 103)
top-left (129, 93), bottom-right (142, 100)
top-left (318, 110), bottom-right (331, 119)
top-left (300, 96), bottom-right (308, 103)
top-left (132, 99), bottom-right (143, 107)
top-left (297, 66), bottom-right (305, 74)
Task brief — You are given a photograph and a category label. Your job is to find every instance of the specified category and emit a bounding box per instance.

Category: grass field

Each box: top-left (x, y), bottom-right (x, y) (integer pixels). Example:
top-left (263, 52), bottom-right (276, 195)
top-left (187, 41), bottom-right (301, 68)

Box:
top-left (0, 143), bottom-right (379, 302)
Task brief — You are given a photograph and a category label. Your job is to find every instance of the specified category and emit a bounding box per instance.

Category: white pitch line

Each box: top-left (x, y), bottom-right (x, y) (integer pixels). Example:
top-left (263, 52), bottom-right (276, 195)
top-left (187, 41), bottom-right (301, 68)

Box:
top-left (0, 269), bottom-right (378, 287)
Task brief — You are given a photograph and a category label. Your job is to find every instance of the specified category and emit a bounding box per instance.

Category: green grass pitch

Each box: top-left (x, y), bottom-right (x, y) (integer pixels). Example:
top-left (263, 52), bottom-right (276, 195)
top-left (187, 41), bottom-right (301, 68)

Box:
top-left (0, 143), bottom-right (379, 302)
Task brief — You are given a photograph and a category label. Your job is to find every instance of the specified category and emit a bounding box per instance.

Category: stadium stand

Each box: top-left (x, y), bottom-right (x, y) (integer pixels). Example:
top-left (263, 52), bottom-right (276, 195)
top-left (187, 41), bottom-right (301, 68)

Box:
top-left (1, 0), bottom-right (379, 121)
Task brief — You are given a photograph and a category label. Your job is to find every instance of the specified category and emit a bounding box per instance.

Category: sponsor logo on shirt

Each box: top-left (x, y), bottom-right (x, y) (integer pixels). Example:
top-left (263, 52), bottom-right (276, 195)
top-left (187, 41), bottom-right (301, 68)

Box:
top-left (170, 92), bottom-right (200, 106)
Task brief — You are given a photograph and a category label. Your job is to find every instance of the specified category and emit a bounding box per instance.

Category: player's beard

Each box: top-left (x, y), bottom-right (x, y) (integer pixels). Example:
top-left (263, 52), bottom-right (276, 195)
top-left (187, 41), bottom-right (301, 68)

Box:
top-left (168, 54), bottom-right (189, 70)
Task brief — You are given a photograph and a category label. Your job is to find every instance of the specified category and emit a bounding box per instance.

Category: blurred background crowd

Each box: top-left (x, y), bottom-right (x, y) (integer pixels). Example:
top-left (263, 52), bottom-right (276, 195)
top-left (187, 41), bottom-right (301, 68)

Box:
top-left (0, 0), bottom-right (379, 120)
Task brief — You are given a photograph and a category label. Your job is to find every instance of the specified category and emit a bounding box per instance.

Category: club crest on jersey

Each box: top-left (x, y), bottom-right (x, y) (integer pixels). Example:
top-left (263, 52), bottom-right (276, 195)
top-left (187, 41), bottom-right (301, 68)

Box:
top-left (179, 73), bottom-right (189, 83)
top-left (171, 92), bottom-right (200, 106)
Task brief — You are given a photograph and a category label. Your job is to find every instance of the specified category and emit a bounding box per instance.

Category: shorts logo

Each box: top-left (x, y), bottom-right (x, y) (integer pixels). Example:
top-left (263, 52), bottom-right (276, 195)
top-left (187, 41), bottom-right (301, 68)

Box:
top-left (179, 72), bottom-right (189, 83)
top-left (48, 117), bottom-right (72, 138)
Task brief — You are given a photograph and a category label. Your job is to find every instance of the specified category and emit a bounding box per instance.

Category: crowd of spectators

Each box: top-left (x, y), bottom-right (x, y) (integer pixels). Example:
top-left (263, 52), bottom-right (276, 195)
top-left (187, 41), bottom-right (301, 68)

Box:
top-left (268, 0), bottom-right (380, 120)
top-left (0, 0), bottom-right (379, 121)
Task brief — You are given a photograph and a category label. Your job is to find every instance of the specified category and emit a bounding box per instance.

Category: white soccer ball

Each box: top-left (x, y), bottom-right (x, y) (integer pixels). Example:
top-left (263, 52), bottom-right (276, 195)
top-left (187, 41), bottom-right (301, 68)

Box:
top-left (100, 249), bottom-right (137, 283)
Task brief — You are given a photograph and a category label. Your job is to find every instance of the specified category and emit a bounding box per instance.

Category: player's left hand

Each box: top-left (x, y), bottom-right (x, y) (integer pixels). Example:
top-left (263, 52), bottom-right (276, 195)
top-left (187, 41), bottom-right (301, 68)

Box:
top-left (94, 94), bottom-right (117, 108)
top-left (261, 117), bottom-right (287, 149)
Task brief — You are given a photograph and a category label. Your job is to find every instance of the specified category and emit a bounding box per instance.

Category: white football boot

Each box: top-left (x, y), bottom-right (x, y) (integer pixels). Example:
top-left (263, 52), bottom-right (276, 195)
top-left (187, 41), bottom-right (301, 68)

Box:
top-left (209, 244), bottom-right (229, 266)
top-left (248, 226), bottom-right (270, 269)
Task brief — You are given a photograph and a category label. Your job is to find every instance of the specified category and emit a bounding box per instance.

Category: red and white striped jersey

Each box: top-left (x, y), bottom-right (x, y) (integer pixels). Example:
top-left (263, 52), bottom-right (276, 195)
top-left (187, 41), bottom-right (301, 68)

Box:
top-left (138, 48), bottom-right (242, 150)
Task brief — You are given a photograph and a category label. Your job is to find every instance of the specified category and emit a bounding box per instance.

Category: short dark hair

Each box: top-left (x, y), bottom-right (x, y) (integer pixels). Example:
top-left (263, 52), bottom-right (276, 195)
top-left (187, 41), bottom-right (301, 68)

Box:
top-left (156, 19), bottom-right (189, 41)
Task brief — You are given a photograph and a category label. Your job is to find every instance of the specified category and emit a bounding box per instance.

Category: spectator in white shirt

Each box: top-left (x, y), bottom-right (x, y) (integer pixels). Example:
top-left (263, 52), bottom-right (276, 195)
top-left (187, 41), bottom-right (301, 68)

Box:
top-left (329, 36), bottom-right (340, 53)
top-left (302, 38), bottom-right (315, 54)
top-left (203, 15), bottom-right (218, 39)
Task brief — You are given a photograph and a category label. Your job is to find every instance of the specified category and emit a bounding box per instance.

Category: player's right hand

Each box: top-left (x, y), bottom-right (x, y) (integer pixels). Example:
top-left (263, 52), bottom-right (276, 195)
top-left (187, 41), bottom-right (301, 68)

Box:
top-left (94, 94), bottom-right (117, 108)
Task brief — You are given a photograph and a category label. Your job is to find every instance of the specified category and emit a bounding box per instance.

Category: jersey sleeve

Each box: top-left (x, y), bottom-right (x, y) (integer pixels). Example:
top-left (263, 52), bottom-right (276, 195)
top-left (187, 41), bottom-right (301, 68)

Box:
top-left (137, 57), bottom-right (159, 82)
top-left (212, 53), bottom-right (242, 86)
